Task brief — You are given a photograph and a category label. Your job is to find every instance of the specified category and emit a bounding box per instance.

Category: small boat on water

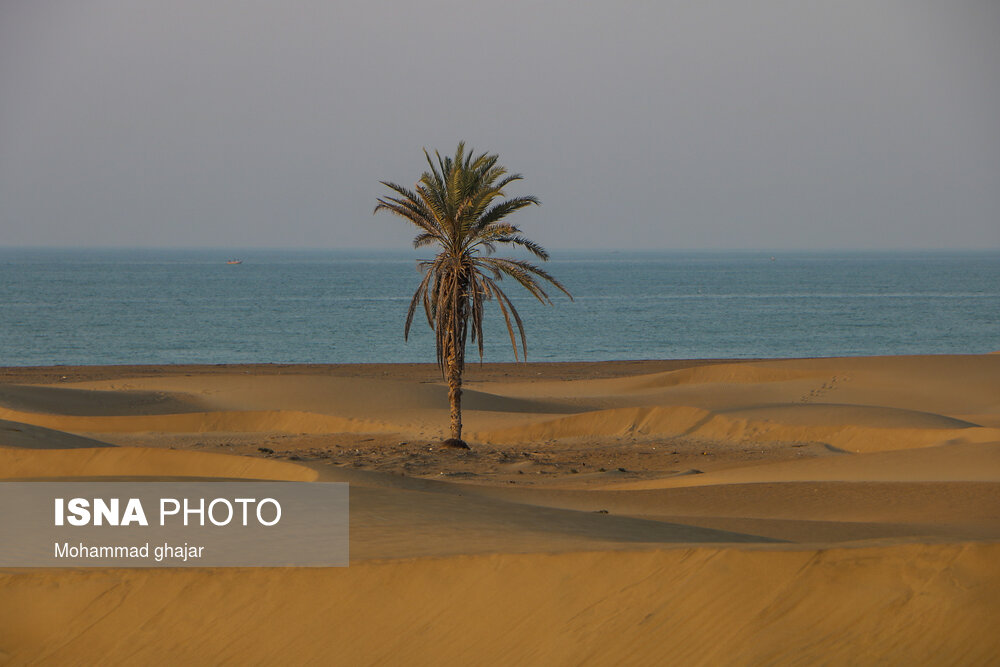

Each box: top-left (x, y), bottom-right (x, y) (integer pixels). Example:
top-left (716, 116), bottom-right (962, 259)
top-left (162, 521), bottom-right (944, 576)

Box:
top-left (226, 259), bottom-right (243, 265)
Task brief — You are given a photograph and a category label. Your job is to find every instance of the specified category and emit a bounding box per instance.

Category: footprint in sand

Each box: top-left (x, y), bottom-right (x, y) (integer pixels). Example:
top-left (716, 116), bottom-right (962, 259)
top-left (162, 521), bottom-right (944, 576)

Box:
top-left (798, 375), bottom-right (851, 404)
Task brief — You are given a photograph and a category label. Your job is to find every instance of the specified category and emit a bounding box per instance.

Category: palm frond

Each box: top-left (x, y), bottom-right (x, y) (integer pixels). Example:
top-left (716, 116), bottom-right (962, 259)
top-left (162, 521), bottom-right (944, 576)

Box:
top-left (413, 232), bottom-right (443, 249)
top-left (404, 266), bottom-right (435, 341)
top-left (474, 196), bottom-right (540, 231)
top-left (488, 280), bottom-right (528, 361)
top-left (482, 257), bottom-right (573, 301)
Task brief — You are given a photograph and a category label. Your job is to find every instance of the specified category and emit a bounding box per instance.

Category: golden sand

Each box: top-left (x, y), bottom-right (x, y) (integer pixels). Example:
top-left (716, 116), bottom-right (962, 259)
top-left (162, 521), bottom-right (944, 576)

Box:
top-left (1, 355), bottom-right (998, 665)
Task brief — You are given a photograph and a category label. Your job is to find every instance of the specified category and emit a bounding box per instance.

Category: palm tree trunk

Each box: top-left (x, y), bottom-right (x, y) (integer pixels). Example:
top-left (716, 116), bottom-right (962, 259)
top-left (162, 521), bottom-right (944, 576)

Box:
top-left (446, 346), bottom-right (462, 441)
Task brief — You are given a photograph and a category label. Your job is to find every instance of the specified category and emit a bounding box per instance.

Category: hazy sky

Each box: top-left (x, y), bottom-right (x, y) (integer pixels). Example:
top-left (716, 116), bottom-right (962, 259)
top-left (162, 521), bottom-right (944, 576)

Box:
top-left (1, 1), bottom-right (998, 250)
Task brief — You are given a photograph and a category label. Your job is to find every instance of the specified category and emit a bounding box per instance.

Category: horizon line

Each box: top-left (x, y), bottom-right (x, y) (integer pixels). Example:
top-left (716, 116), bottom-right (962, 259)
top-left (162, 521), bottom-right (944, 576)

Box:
top-left (2, 245), bottom-right (999, 254)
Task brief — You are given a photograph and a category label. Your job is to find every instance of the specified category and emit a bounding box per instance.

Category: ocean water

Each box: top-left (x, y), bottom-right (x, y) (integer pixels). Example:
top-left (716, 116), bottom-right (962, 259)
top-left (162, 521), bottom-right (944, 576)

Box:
top-left (0, 248), bottom-right (997, 366)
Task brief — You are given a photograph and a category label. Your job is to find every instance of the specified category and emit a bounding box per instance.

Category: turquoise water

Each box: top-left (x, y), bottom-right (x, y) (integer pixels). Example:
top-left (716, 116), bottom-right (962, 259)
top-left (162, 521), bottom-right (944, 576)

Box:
top-left (1, 249), bottom-right (997, 366)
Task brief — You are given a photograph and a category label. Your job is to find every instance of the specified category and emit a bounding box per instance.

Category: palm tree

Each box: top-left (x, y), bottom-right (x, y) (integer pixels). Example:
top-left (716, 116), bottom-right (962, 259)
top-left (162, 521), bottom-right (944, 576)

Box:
top-left (374, 142), bottom-right (572, 446)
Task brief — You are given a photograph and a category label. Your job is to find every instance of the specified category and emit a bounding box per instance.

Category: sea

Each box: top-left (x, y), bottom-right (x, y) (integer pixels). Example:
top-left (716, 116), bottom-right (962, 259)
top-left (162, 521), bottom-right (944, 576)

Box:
top-left (1, 248), bottom-right (997, 367)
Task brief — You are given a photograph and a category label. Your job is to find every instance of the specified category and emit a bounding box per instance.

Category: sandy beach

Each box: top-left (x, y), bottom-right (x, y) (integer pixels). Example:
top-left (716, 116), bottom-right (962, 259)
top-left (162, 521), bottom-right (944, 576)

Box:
top-left (1, 354), bottom-right (998, 664)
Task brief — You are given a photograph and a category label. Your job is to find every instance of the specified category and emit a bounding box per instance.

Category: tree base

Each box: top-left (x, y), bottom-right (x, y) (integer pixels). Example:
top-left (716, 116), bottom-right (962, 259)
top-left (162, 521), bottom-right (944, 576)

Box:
top-left (441, 438), bottom-right (471, 450)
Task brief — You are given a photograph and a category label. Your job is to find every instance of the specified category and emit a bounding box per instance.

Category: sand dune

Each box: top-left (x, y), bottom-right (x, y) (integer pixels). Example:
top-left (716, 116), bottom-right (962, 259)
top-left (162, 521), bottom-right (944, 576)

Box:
top-left (1, 544), bottom-right (997, 665)
top-left (471, 403), bottom-right (1000, 453)
top-left (0, 405), bottom-right (395, 436)
top-left (473, 354), bottom-right (1000, 418)
top-left (604, 441), bottom-right (1000, 488)
top-left (0, 418), bottom-right (114, 450)
top-left (64, 374), bottom-right (575, 417)
top-left (0, 355), bottom-right (998, 664)
top-left (0, 446), bottom-right (317, 481)
top-left (717, 402), bottom-right (980, 428)
top-left (0, 383), bottom-right (206, 416)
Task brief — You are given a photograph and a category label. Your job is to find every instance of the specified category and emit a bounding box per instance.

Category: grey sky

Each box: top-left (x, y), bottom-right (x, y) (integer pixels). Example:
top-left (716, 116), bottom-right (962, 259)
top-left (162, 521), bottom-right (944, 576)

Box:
top-left (1, 1), bottom-right (998, 250)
